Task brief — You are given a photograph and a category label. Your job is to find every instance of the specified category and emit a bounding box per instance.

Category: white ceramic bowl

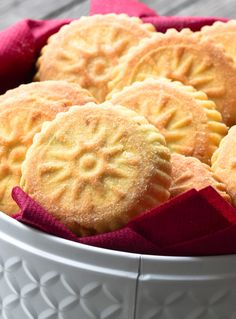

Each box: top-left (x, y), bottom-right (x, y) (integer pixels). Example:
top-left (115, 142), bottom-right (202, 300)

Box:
top-left (0, 212), bottom-right (236, 319)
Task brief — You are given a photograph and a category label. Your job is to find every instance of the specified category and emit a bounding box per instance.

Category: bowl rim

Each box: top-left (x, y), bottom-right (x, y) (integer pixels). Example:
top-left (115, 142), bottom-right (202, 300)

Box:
top-left (1, 212), bottom-right (236, 274)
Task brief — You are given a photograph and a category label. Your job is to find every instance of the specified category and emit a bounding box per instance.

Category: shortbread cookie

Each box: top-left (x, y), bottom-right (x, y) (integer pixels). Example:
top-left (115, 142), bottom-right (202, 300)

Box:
top-left (21, 102), bottom-right (172, 236)
top-left (110, 78), bottom-right (227, 164)
top-left (108, 29), bottom-right (236, 126)
top-left (212, 126), bottom-right (236, 206)
top-left (200, 20), bottom-right (236, 63)
top-left (35, 14), bottom-right (155, 102)
top-left (171, 153), bottom-right (231, 202)
top-left (0, 80), bottom-right (96, 110)
top-left (0, 81), bottom-right (95, 215)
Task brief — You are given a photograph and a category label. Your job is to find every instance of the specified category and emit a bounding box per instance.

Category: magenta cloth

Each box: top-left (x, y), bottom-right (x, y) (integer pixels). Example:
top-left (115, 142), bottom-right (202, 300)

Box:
top-left (1, 0), bottom-right (235, 256)
top-left (90, 0), bottom-right (158, 18)
top-left (0, 0), bottom-right (228, 94)
top-left (12, 186), bottom-right (236, 256)
top-left (0, 19), bottom-right (71, 94)
top-left (143, 16), bottom-right (227, 32)
top-left (90, 0), bottom-right (227, 31)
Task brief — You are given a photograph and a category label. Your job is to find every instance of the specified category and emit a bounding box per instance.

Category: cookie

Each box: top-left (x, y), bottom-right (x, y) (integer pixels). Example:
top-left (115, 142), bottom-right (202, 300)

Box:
top-left (0, 80), bottom-right (96, 110)
top-left (212, 125), bottom-right (236, 206)
top-left (35, 14), bottom-right (155, 102)
top-left (108, 28), bottom-right (236, 126)
top-left (110, 78), bottom-right (227, 164)
top-left (200, 20), bottom-right (236, 63)
top-left (20, 102), bottom-right (172, 236)
top-left (0, 81), bottom-right (95, 215)
top-left (170, 153), bottom-right (231, 202)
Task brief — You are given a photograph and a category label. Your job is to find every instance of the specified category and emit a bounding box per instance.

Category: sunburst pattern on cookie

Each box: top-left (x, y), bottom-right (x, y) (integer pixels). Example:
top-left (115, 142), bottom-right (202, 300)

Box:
top-left (21, 102), bottom-right (172, 236)
top-left (108, 28), bottom-right (236, 125)
top-left (0, 81), bottom-right (96, 215)
top-left (200, 20), bottom-right (236, 63)
top-left (110, 78), bottom-right (228, 164)
top-left (38, 123), bottom-right (131, 202)
top-left (170, 153), bottom-right (231, 202)
top-left (35, 14), bottom-right (155, 102)
top-left (0, 107), bottom-right (61, 214)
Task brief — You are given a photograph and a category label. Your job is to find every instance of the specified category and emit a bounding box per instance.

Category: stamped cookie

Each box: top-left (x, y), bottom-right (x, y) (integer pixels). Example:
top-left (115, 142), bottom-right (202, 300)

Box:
top-left (171, 153), bottom-right (231, 202)
top-left (20, 102), bottom-right (172, 236)
top-left (0, 80), bottom-right (96, 110)
top-left (0, 81), bottom-right (95, 215)
top-left (212, 126), bottom-right (236, 206)
top-left (35, 14), bottom-right (155, 102)
top-left (110, 78), bottom-right (227, 164)
top-left (200, 20), bottom-right (236, 63)
top-left (108, 29), bottom-right (236, 126)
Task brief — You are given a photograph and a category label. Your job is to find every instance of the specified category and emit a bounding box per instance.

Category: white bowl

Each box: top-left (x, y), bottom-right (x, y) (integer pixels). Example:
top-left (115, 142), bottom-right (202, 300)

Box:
top-left (0, 212), bottom-right (236, 319)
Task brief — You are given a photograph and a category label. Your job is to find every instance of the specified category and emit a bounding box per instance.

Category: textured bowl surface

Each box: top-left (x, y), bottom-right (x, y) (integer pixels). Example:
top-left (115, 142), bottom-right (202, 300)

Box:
top-left (0, 212), bottom-right (236, 319)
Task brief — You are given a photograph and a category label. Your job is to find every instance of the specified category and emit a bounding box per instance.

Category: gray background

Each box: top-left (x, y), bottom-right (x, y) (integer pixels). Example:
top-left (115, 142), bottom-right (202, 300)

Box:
top-left (0, 0), bottom-right (235, 31)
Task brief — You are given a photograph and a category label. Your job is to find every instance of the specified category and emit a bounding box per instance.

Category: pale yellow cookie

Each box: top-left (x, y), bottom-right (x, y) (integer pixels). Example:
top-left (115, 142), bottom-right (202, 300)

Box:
top-left (110, 78), bottom-right (227, 164)
top-left (200, 20), bottom-right (236, 63)
top-left (170, 153), bottom-right (231, 202)
top-left (20, 102), bottom-right (172, 236)
top-left (35, 14), bottom-right (155, 102)
top-left (108, 28), bottom-right (236, 126)
top-left (212, 125), bottom-right (236, 206)
top-left (0, 81), bottom-right (96, 215)
top-left (0, 80), bottom-right (96, 110)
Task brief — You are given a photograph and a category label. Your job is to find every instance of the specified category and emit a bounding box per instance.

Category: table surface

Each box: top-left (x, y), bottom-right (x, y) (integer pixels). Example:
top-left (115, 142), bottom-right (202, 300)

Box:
top-left (0, 0), bottom-right (235, 30)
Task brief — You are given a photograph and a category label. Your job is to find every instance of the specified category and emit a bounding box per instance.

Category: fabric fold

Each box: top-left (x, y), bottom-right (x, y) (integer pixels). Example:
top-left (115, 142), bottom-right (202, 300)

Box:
top-left (0, 19), bottom-right (71, 94)
top-left (12, 186), bottom-right (236, 256)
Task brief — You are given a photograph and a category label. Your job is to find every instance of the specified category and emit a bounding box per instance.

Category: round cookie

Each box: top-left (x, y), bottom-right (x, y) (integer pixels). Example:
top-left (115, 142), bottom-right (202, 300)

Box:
top-left (20, 102), bottom-right (172, 236)
top-left (200, 20), bottom-right (236, 63)
top-left (108, 28), bottom-right (236, 126)
top-left (0, 81), bottom-right (96, 215)
top-left (35, 14), bottom-right (155, 102)
top-left (212, 125), bottom-right (236, 206)
top-left (171, 153), bottom-right (230, 202)
top-left (109, 78), bottom-right (227, 164)
top-left (0, 80), bottom-right (96, 110)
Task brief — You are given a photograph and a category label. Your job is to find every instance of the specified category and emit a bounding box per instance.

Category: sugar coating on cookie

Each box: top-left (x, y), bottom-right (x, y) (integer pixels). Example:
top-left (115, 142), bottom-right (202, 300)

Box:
top-left (200, 20), bottom-right (236, 63)
top-left (171, 153), bottom-right (231, 202)
top-left (0, 81), bottom-right (95, 215)
top-left (109, 78), bottom-right (227, 164)
top-left (35, 14), bottom-right (155, 102)
top-left (108, 28), bottom-right (236, 126)
top-left (212, 125), bottom-right (236, 206)
top-left (0, 80), bottom-right (96, 109)
top-left (21, 102), bottom-right (172, 236)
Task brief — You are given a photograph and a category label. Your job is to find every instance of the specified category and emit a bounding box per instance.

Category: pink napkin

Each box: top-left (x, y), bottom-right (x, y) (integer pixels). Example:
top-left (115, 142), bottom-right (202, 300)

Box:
top-left (0, 19), bottom-right (71, 94)
top-left (90, 0), bottom-right (227, 31)
top-left (1, 0), bottom-right (235, 255)
top-left (0, 0), bottom-right (227, 94)
top-left (12, 186), bottom-right (236, 256)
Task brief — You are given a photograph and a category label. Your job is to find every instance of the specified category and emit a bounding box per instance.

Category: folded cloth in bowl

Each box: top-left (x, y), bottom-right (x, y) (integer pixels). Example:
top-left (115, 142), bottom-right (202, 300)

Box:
top-left (0, 19), bottom-right (72, 94)
top-left (0, 0), bottom-right (227, 94)
top-left (90, 0), bottom-right (227, 32)
top-left (1, 0), bottom-right (234, 256)
top-left (12, 186), bottom-right (236, 256)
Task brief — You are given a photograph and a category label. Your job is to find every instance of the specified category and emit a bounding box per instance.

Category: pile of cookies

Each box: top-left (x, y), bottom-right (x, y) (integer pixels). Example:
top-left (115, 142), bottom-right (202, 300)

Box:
top-left (1, 14), bottom-right (236, 236)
